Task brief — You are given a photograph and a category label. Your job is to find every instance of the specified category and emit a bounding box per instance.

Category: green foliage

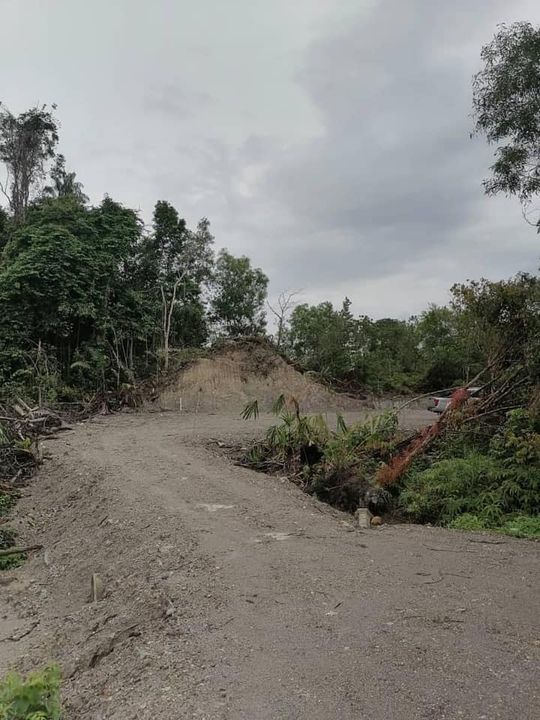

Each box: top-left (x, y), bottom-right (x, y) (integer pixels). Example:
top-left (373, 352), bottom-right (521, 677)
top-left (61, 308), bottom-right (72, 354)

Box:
top-left (0, 665), bottom-right (61, 719)
top-left (285, 299), bottom-right (423, 392)
top-left (472, 22), bottom-right (540, 208)
top-left (282, 274), bottom-right (539, 397)
top-left (325, 411), bottom-right (398, 467)
top-left (210, 250), bottom-right (268, 337)
top-left (42, 154), bottom-right (87, 203)
top-left (401, 410), bottom-right (540, 529)
top-left (449, 513), bottom-right (540, 539)
top-left (450, 273), bottom-right (540, 384)
top-left (400, 453), bottom-right (500, 525)
top-left (0, 149), bottom-right (217, 398)
top-left (243, 399), bottom-right (400, 510)
top-left (244, 395), bottom-right (328, 467)
top-left (0, 103), bottom-right (252, 400)
top-left (241, 400), bottom-right (259, 421)
top-left (285, 299), bottom-right (363, 381)
top-left (416, 305), bottom-right (464, 389)
top-left (498, 515), bottom-right (540, 539)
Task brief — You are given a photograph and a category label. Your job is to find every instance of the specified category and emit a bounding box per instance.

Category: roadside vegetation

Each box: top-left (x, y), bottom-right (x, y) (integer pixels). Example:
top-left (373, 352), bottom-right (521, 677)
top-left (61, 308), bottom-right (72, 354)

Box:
top-left (0, 665), bottom-right (61, 719)
top-left (241, 399), bottom-right (540, 538)
top-left (241, 264), bottom-right (540, 538)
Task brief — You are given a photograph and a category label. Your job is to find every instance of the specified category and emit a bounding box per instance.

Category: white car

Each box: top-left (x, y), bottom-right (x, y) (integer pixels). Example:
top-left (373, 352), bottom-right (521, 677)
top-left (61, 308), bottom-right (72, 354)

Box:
top-left (427, 387), bottom-right (481, 414)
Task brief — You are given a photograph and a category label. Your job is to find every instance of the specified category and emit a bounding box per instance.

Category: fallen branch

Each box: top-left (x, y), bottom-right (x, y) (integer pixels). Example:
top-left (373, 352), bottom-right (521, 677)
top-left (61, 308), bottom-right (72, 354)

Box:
top-left (0, 544), bottom-right (43, 557)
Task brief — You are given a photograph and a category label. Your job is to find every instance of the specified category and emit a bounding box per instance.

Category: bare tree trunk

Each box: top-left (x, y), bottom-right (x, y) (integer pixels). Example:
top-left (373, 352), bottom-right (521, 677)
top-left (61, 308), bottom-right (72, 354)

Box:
top-left (161, 277), bottom-right (183, 372)
top-left (267, 290), bottom-right (301, 349)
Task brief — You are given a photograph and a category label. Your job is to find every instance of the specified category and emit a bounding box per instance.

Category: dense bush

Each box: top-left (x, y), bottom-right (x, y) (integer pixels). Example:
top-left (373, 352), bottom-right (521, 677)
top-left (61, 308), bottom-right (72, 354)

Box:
top-left (400, 409), bottom-right (540, 533)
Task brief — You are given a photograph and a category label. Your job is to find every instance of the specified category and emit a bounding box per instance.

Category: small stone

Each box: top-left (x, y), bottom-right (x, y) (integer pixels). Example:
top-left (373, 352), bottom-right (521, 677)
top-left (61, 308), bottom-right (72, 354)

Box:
top-left (354, 508), bottom-right (370, 528)
top-left (370, 516), bottom-right (383, 526)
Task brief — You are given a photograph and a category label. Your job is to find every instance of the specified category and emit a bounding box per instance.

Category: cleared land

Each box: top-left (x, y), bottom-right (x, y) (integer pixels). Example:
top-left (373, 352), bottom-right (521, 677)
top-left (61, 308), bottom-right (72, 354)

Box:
top-left (0, 409), bottom-right (538, 719)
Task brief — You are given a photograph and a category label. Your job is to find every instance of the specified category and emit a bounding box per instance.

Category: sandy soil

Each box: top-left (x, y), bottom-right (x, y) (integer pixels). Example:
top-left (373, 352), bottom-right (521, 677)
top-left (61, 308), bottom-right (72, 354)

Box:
top-left (0, 410), bottom-right (538, 719)
top-left (151, 341), bottom-right (364, 413)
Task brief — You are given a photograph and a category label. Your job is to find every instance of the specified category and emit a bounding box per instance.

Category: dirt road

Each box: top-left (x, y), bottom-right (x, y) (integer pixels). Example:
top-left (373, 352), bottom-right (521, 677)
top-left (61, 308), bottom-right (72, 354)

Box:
top-left (1, 411), bottom-right (538, 719)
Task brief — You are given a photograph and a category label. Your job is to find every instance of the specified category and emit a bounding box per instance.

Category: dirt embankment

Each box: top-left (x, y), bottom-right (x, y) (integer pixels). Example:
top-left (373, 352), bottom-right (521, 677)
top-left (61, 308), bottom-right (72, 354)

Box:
top-left (151, 339), bottom-right (365, 413)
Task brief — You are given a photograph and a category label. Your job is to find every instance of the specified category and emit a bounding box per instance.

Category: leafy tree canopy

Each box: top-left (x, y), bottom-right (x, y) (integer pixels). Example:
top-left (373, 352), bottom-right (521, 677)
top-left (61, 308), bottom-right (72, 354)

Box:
top-left (210, 250), bottom-right (268, 337)
top-left (472, 22), bottom-right (540, 219)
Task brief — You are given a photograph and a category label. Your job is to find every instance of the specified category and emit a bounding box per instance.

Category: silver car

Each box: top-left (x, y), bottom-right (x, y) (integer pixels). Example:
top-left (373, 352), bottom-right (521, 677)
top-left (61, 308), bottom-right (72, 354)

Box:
top-left (427, 387), bottom-right (481, 414)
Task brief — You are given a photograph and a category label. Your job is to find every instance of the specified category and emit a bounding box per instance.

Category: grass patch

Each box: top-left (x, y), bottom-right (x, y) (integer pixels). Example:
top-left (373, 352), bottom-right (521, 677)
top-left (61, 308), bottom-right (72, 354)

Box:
top-left (450, 513), bottom-right (540, 539)
top-left (0, 528), bottom-right (26, 571)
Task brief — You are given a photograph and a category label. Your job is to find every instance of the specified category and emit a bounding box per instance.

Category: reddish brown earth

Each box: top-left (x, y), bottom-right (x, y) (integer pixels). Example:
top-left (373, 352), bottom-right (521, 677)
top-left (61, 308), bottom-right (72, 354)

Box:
top-left (0, 410), bottom-right (538, 719)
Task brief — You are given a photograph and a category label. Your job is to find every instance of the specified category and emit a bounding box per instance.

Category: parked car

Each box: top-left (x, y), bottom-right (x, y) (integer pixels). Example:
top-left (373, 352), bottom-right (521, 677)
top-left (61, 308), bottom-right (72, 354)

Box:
top-left (427, 386), bottom-right (481, 414)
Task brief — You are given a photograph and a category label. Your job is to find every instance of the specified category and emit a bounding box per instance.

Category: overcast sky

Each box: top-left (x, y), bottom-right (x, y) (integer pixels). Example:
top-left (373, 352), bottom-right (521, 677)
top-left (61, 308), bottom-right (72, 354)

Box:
top-left (1, 0), bottom-right (539, 318)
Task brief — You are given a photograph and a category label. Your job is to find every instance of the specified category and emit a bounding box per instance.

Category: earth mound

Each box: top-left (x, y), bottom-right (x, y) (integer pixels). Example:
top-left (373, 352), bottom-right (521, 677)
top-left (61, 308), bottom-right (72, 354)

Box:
top-left (152, 339), bottom-right (364, 413)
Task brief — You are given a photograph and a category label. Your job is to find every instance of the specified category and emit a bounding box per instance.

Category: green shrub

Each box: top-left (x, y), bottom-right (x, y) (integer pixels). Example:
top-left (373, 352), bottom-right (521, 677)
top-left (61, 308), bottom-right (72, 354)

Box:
top-left (400, 453), bottom-right (499, 525)
top-left (325, 410), bottom-right (399, 466)
top-left (499, 515), bottom-right (540, 539)
top-left (0, 665), bottom-right (61, 719)
top-left (243, 401), bottom-right (401, 511)
top-left (449, 513), bottom-right (487, 532)
top-left (449, 513), bottom-right (540, 539)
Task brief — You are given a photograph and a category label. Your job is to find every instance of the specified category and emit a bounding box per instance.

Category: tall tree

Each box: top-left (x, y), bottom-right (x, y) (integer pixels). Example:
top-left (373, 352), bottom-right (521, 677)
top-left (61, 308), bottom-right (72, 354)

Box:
top-left (416, 305), bottom-right (463, 389)
top-left (210, 250), bottom-right (268, 337)
top-left (141, 202), bottom-right (214, 368)
top-left (472, 22), bottom-right (540, 224)
top-left (0, 103), bottom-right (59, 223)
top-left (42, 154), bottom-right (88, 203)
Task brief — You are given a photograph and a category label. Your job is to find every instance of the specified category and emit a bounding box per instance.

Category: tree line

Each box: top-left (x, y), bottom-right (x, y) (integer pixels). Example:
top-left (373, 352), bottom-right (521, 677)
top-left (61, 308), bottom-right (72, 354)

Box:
top-left (0, 21), bottom-right (538, 404)
top-left (275, 273), bottom-right (539, 396)
top-left (0, 104), bottom-right (270, 401)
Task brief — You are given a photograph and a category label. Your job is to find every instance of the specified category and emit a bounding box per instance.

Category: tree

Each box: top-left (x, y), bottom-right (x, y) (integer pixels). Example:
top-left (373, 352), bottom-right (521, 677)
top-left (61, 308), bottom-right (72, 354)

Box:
top-left (140, 202), bottom-right (214, 369)
top-left (0, 194), bottom-right (148, 388)
top-left (450, 273), bottom-right (540, 384)
top-left (365, 318), bottom-right (420, 390)
top-left (416, 305), bottom-right (463, 389)
top-left (210, 250), bottom-right (268, 336)
top-left (0, 103), bottom-right (59, 223)
top-left (286, 300), bottom-right (364, 381)
top-left (42, 154), bottom-right (87, 203)
top-left (472, 22), bottom-right (540, 223)
top-left (267, 290), bottom-right (301, 349)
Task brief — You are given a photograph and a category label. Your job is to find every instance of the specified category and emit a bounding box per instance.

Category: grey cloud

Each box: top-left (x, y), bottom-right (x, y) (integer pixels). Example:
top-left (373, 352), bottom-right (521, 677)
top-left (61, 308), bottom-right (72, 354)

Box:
top-left (1, 0), bottom-right (538, 319)
top-left (206, 0), bottom-right (540, 311)
top-left (143, 84), bottom-right (212, 119)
